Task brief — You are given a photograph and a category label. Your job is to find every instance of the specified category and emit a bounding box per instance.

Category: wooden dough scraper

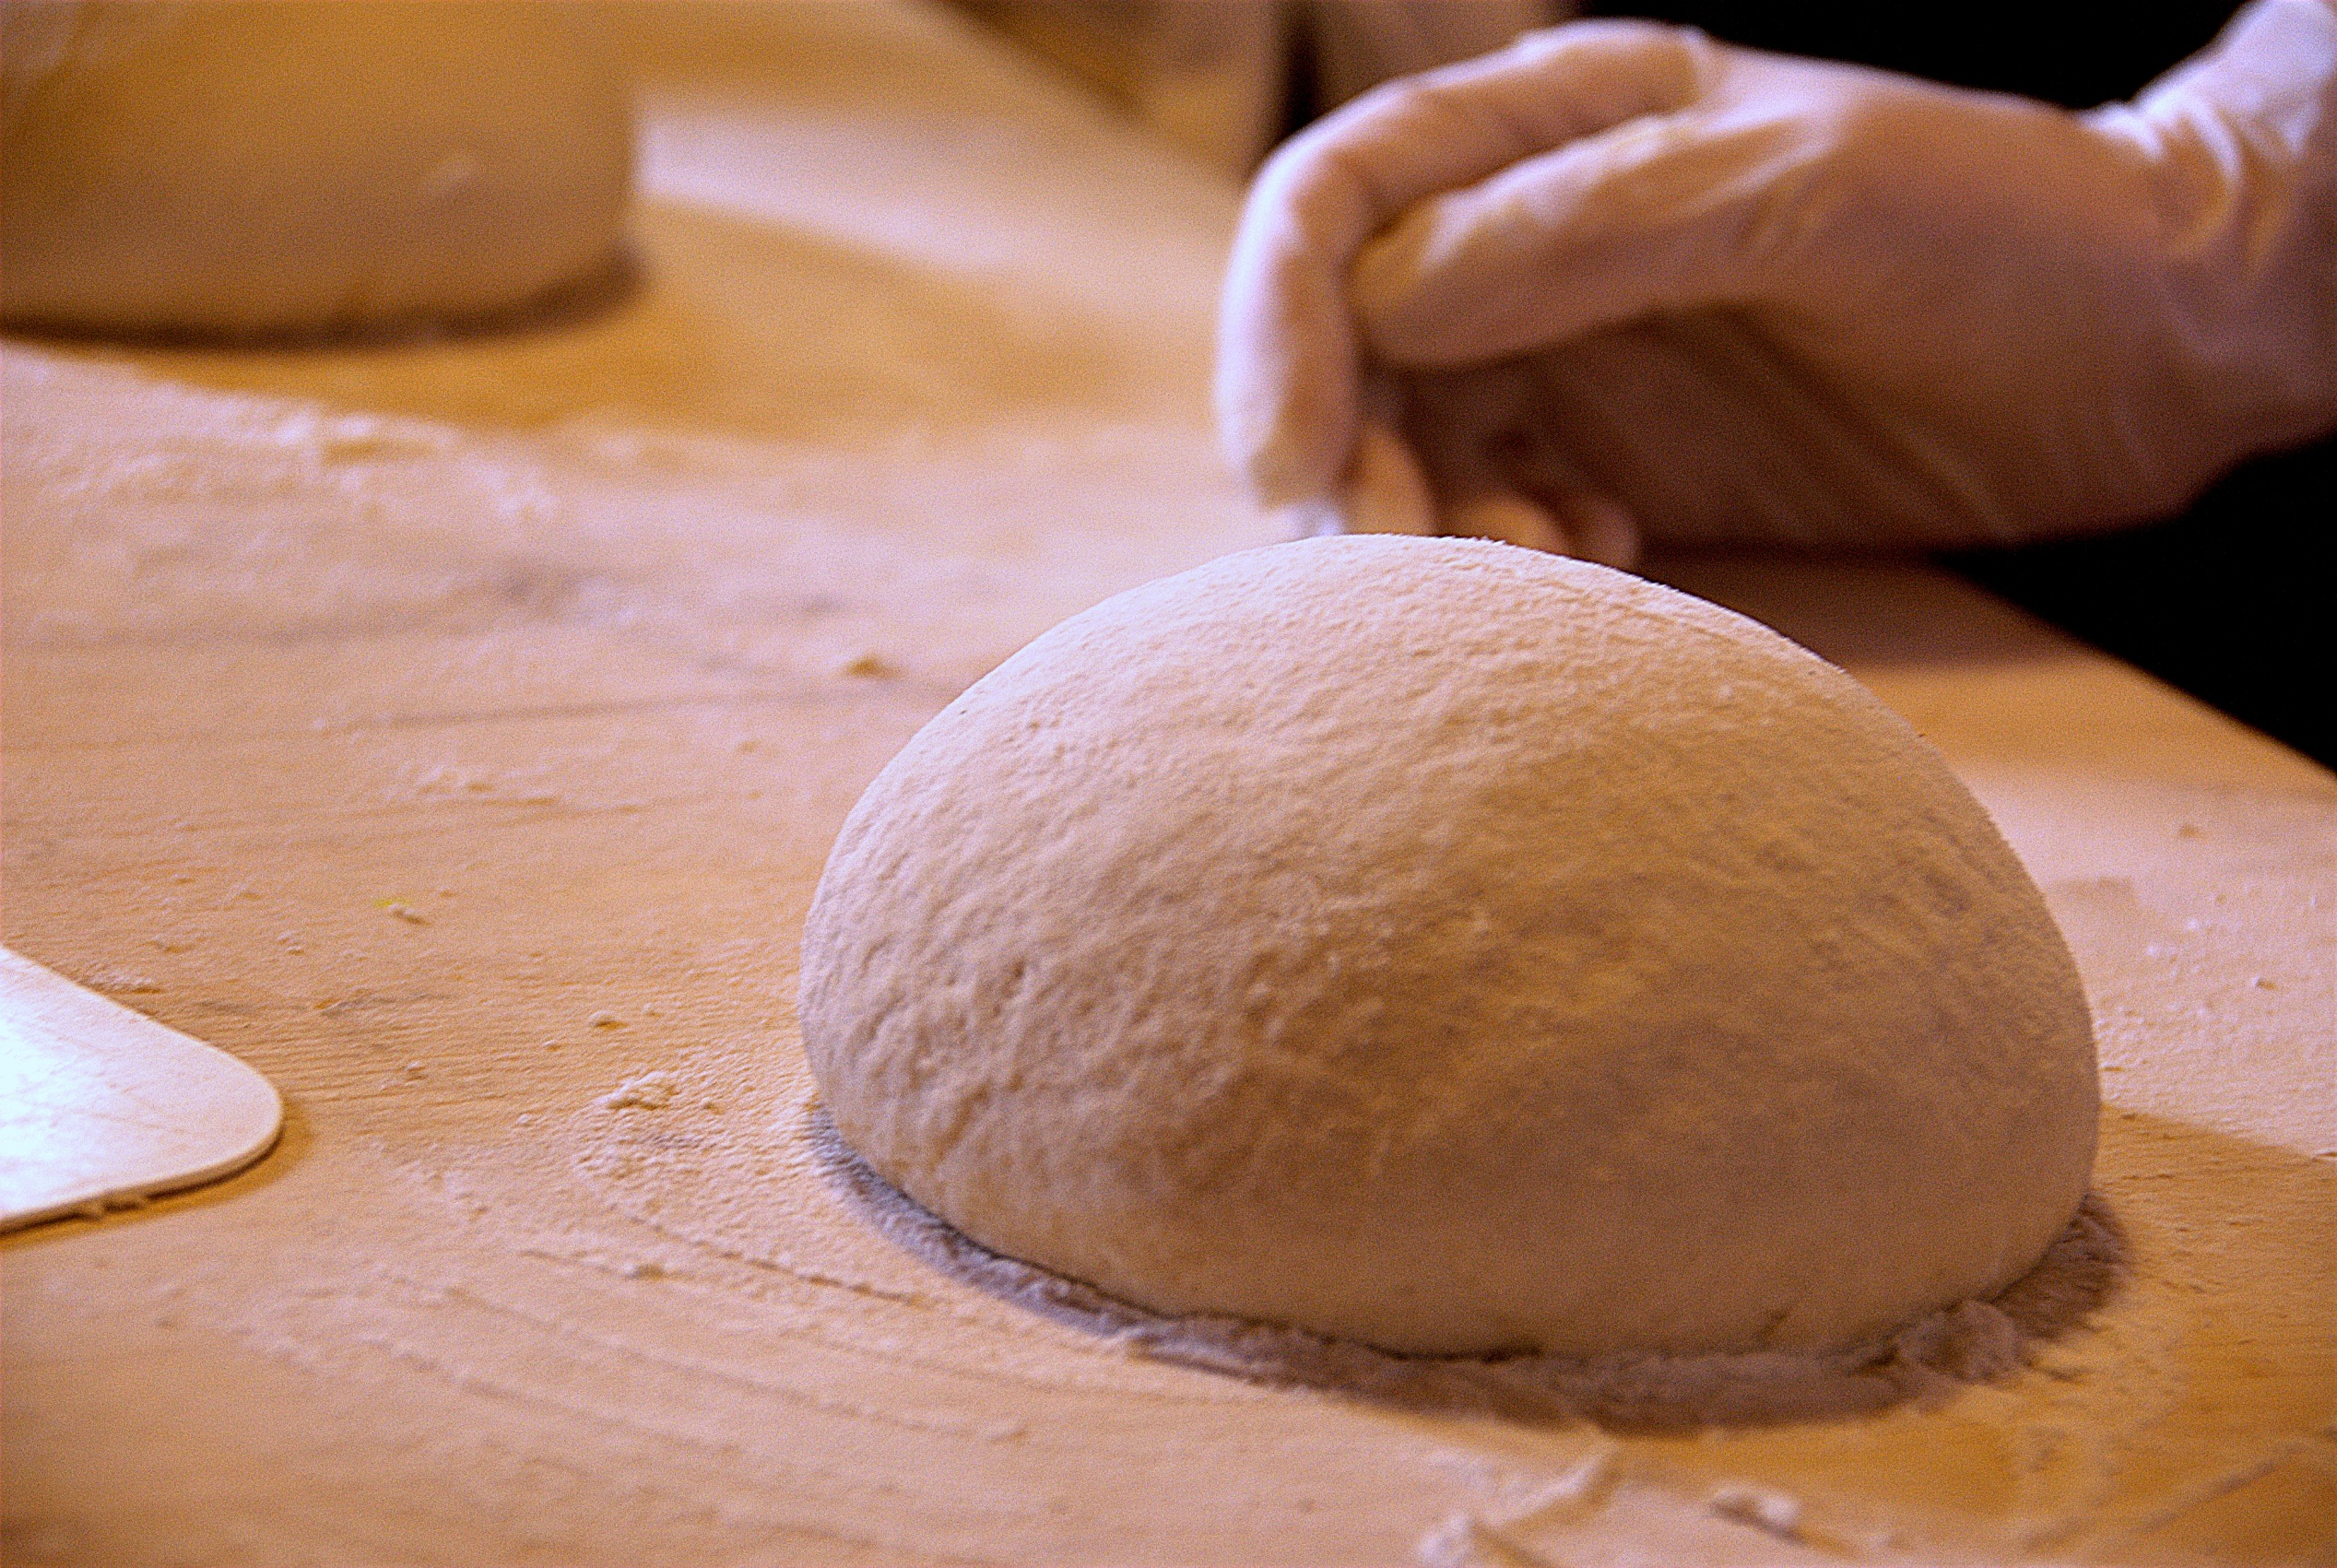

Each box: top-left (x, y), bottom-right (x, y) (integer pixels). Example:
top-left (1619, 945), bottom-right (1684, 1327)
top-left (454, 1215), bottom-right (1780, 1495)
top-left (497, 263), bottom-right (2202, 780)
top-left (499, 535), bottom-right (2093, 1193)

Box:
top-left (0, 948), bottom-right (282, 1232)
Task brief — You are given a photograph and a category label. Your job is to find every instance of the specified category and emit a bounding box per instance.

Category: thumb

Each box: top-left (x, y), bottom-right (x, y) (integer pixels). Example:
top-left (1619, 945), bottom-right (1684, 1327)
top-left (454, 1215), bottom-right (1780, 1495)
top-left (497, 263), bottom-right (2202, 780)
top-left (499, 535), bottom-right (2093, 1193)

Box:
top-left (1351, 106), bottom-right (1811, 366)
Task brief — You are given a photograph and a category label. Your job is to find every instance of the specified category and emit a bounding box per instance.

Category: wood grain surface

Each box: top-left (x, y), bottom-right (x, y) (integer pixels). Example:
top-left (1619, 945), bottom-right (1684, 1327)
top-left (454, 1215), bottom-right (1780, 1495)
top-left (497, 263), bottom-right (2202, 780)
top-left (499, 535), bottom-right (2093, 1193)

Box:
top-left (5, 6), bottom-right (2331, 1563)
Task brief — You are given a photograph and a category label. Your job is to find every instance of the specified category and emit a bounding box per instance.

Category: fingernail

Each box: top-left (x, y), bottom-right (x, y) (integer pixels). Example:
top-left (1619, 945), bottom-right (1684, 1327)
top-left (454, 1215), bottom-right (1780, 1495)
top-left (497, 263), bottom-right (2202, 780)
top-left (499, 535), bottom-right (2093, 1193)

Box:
top-left (1273, 498), bottom-right (1349, 539)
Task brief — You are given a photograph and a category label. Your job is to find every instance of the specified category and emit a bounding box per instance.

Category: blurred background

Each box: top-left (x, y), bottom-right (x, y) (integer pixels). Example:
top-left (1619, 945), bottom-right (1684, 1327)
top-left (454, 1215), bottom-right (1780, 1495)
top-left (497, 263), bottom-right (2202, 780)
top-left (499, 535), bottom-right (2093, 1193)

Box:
top-left (954, 0), bottom-right (2330, 766)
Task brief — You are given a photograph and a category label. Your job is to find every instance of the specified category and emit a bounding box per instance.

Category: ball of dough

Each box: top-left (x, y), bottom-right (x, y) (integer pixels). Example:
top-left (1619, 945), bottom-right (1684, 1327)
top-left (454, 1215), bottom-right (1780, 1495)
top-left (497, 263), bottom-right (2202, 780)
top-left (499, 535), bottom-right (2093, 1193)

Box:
top-left (1, 2), bottom-right (632, 336)
top-left (801, 537), bottom-right (2097, 1357)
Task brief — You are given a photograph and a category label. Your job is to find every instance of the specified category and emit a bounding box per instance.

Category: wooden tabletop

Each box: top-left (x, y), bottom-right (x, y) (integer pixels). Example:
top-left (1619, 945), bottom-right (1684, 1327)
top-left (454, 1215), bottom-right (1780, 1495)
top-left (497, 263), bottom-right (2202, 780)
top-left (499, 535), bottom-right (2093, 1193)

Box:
top-left (6, 6), bottom-right (2330, 1563)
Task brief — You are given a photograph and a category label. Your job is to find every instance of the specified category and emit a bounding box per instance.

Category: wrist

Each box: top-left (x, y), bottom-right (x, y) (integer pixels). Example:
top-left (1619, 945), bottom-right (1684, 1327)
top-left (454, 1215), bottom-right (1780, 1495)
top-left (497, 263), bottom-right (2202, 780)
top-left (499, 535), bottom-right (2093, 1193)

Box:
top-left (2087, 0), bottom-right (2337, 455)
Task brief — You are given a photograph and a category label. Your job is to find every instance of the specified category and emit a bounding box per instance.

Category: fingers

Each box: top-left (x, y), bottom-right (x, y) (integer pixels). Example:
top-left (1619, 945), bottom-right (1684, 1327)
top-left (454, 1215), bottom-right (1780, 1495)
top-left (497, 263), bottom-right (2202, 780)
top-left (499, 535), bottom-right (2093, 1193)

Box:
top-left (1279, 18), bottom-right (1712, 242)
top-left (1216, 20), bottom-right (1710, 510)
top-left (1441, 492), bottom-right (1642, 570)
top-left (1446, 492), bottom-right (1574, 554)
top-left (1270, 416), bottom-right (1438, 540)
top-left (1343, 420), bottom-right (1441, 536)
top-left (1396, 364), bottom-right (1646, 566)
top-left (1351, 103), bottom-right (1812, 366)
top-left (1281, 404), bottom-right (1645, 569)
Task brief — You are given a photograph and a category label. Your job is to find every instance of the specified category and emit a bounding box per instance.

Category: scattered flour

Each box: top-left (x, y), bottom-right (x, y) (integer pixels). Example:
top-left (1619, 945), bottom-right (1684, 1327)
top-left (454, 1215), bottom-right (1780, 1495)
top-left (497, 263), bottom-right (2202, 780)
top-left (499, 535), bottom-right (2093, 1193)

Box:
top-left (600, 1073), bottom-right (678, 1112)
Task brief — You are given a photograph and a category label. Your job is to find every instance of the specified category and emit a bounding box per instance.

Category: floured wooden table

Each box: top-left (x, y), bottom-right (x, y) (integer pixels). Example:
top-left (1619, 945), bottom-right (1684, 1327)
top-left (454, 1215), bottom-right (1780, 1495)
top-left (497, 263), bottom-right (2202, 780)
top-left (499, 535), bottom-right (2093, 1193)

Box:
top-left (5, 6), bottom-right (2331, 1563)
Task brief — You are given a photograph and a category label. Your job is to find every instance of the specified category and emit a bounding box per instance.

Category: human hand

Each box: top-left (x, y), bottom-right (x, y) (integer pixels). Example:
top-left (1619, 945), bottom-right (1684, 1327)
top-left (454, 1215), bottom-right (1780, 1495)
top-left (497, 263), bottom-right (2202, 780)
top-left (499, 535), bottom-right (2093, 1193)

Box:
top-left (1215, 1), bottom-right (2337, 559)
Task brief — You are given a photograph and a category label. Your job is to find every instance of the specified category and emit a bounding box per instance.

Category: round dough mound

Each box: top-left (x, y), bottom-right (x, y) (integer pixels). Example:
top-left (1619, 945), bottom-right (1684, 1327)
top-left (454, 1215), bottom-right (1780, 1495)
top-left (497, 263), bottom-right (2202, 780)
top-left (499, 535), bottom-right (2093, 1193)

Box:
top-left (1, 2), bottom-right (631, 336)
top-left (801, 537), bottom-right (2097, 1357)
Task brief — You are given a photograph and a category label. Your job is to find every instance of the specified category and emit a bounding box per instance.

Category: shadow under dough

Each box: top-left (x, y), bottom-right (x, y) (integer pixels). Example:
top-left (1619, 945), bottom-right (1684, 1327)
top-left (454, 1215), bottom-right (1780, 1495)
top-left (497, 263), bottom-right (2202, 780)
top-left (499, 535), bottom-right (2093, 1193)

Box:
top-left (805, 1104), bottom-right (2127, 1434)
top-left (1, 243), bottom-right (647, 353)
top-left (16, 199), bottom-right (1138, 443)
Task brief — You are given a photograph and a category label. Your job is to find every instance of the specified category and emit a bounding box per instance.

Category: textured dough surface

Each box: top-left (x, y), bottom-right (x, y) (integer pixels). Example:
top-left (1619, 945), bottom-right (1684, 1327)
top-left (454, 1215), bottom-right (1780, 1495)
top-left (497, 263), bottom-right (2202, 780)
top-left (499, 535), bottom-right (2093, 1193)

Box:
top-left (1, 1), bottom-right (631, 336)
top-left (804, 536), bottom-right (2099, 1359)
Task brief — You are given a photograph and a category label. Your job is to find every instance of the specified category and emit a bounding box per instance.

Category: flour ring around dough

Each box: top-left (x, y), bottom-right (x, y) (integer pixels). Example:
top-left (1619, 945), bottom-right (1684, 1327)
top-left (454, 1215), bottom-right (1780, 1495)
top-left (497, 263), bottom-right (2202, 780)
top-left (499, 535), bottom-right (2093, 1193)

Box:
top-left (808, 1104), bottom-right (2125, 1430)
top-left (800, 536), bottom-right (2101, 1359)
